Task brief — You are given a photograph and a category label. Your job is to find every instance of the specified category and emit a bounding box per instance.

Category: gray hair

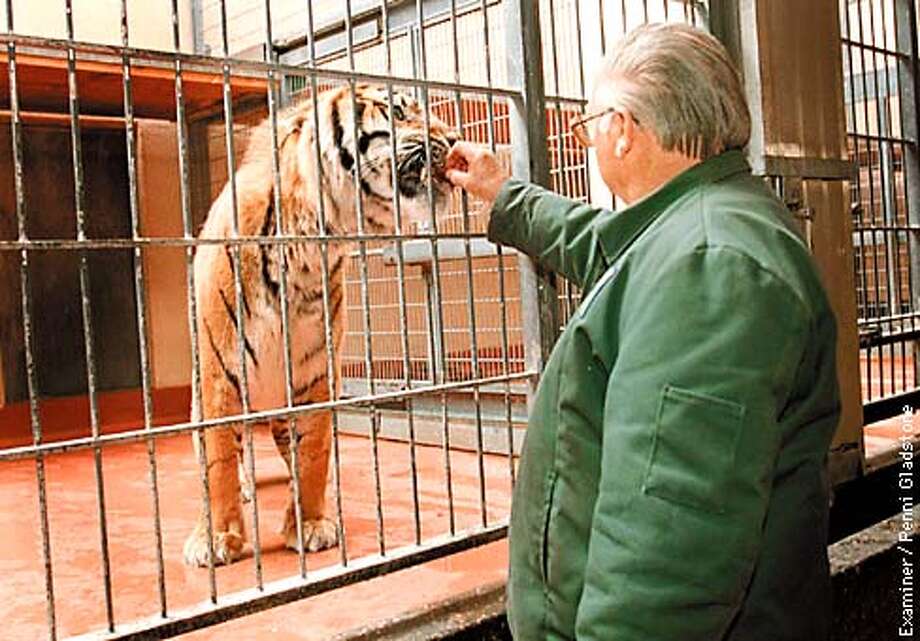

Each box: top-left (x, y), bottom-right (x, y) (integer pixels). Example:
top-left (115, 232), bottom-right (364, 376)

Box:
top-left (599, 23), bottom-right (750, 159)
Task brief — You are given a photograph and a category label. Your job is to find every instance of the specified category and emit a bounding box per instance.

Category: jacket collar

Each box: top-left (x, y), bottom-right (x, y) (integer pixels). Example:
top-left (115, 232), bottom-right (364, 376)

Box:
top-left (595, 149), bottom-right (751, 265)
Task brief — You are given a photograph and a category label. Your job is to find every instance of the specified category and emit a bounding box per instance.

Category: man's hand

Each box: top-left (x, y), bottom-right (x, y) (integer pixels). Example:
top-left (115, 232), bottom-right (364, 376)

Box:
top-left (445, 142), bottom-right (509, 206)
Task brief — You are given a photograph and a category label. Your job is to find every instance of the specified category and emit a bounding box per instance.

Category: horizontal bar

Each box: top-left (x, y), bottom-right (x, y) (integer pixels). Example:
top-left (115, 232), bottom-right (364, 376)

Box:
top-left (342, 378), bottom-right (529, 398)
top-left (841, 36), bottom-right (912, 59)
top-left (847, 131), bottom-right (918, 146)
top-left (544, 93), bottom-right (588, 105)
top-left (0, 33), bottom-right (522, 100)
top-left (853, 224), bottom-right (920, 233)
top-left (274, 0), bottom-right (503, 56)
top-left (863, 389), bottom-right (920, 424)
top-left (381, 238), bottom-right (517, 265)
top-left (858, 326), bottom-right (920, 348)
top-left (762, 155), bottom-right (857, 180)
top-left (857, 310), bottom-right (920, 325)
top-left (0, 371), bottom-right (537, 462)
top-left (66, 524), bottom-right (508, 641)
top-left (0, 232), bottom-right (490, 252)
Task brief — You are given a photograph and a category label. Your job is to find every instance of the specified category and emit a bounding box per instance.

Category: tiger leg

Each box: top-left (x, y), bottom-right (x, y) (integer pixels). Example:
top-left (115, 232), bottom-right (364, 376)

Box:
top-left (270, 419), bottom-right (294, 477)
top-left (238, 423), bottom-right (262, 504)
top-left (280, 409), bottom-right (338, 552)
top-left (183, 381), bottom-right (247, 566)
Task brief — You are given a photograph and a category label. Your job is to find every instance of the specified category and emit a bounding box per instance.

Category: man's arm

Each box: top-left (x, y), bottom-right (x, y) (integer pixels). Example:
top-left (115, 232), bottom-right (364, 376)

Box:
top-left (574, 246), bottom-right (813, 640)
top-left (488, 178), bottom-right (609, 289)
top-left (445, 141), bottom-right (608, 290)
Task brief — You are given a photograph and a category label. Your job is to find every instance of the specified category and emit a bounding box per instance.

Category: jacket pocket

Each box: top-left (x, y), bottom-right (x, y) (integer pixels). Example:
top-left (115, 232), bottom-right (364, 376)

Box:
top-left (540, 470), bottom-right (558, 584)
top-left (642, 384), bottom-right (746, 514)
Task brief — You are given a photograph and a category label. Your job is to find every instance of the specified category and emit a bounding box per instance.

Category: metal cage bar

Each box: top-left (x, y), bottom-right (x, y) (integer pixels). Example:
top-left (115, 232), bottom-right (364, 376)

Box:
top-left (63, 0), bottom-right (116, 630)
top-left (5, 1), bottom-right (58, 638)
top-left (118, 0), bottom-right (168, 618)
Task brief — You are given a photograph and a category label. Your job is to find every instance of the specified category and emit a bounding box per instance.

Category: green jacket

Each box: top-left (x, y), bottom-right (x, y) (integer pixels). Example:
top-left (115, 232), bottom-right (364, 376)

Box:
top-left (490, 150), bottom-right (841, 641)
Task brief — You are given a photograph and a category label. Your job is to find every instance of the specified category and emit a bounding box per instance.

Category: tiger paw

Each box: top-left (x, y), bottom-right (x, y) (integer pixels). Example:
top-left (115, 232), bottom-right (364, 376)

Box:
top-left (183, 519), bottom-right (246, 567)
top-left (282, 513), bottom-right (339, 553)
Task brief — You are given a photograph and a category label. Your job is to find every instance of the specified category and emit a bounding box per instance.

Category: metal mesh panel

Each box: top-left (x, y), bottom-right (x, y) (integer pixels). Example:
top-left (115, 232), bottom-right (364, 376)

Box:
top-left (840, 0), bottom-right (920, 414)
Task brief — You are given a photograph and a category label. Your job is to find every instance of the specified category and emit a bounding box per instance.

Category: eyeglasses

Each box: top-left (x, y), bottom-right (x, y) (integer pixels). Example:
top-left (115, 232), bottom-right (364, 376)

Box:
top-left (570, 107), bottom-right (638, 148)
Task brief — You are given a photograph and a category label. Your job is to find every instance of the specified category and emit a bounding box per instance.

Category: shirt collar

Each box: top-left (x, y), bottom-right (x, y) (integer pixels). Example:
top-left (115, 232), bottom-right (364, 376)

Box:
top-left (595, 149), bottom-right (751, 265)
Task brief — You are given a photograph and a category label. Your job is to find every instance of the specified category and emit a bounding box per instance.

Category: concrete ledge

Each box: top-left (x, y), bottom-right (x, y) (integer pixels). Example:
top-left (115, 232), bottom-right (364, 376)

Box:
top-left (329, 581), bottom-right (508, 641)
top-left (829, 513), bottom-right (911, 640)
top-left (335, 514), bottom-right (909, 641)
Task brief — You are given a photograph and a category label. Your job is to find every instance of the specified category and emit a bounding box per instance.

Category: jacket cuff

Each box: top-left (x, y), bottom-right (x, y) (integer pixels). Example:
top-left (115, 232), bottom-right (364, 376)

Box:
top-left (487, 178), bottom-right (527, 247)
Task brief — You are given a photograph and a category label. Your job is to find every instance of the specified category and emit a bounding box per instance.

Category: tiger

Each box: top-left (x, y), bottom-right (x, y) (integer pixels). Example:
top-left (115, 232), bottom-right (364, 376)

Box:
top-left (183, 84), bottom-right (458, 567)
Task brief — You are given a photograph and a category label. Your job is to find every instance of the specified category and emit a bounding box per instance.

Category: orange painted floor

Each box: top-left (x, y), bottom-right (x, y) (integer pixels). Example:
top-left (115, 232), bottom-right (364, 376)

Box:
top-left (0, 430), bottom-right (513, 640)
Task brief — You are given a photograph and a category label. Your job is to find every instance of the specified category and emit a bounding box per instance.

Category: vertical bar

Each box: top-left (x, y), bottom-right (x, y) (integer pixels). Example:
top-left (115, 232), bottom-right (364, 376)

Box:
top-left (843, 1), bottom-right (874, 403)
top-left (504, 0), bottom-right (557, 397)
top-left (867, 0), bottom-right (895, 397)
top-left (6, 3), bottom-right (57, 638)
top-left (64, 0), bottom-right (115, 630)
top-left (598, 0), bottom-right (607, 55)
top-left (263, 0), bottom-right (303, 584)
top-left (304, 0), bottom-right (350, 568)
top-left (380, 0), bottom-right (424, 546)
top-left (414, 0), bottom-right (457, 535)
top-left (857, 0), bottom-right (883, 400)
top-left (171, 0), bottom-right (218, 602)
top-left (344, 0), bottom-right (387, 556)
top-left (119, 0), bottom-right (167, 616)
top-left (895, 0), bottom-right (920, 388)
top-left (449, 0), bottom-right (488, 527)
top-left (477, 0), bottom-right (517, 488)
top-left (877, 0), bottom-right (906, 393)
top-left (216, 0), bottom-right (264, 588)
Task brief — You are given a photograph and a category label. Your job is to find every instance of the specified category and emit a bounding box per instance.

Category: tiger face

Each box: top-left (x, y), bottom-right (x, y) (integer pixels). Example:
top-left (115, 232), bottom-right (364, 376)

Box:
top-left (300, 84), bottom-right (458, 234)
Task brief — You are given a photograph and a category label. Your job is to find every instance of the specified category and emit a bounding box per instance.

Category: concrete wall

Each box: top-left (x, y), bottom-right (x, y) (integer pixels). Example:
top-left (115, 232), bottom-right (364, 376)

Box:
top-left (0, 0), bottom-right (195, 51)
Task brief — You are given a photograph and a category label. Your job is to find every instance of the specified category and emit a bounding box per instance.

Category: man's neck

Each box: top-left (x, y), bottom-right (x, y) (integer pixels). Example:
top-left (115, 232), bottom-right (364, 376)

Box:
top-left (621, 151), bottom-right (701, 205)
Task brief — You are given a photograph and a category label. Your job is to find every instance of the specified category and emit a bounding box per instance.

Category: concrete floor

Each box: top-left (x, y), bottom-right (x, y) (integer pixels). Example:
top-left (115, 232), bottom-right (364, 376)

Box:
top-left (0, 427), bottom-right (512, 640)
top-left (2, 352), bottom-right (916, 640)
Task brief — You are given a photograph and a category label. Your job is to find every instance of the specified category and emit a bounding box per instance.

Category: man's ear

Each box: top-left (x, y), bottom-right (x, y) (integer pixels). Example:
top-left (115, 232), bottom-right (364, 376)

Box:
top-left (612, 114), bottom-right (632, 159)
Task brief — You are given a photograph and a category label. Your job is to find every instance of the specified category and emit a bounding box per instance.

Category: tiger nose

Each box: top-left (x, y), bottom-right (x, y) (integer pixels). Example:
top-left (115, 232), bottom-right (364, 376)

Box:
top-left (446, 131), bottom-right (460, 147)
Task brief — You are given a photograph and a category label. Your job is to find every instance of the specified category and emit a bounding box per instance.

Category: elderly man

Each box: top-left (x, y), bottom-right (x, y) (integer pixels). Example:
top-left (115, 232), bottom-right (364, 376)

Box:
top-left (446, 23), bottom-right (841, 641)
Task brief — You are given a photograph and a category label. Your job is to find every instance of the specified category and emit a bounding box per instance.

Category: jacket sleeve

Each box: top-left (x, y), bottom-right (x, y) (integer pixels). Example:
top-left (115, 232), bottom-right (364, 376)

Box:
top-left (574, 246), bottom-right (815, 641)
top-left (487, 178), bottom-right (609, 290)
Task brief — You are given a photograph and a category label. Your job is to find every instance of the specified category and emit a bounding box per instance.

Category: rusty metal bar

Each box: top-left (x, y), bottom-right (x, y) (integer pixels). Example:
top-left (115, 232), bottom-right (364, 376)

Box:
top-left (69, 525), bottom-right (508, 641)
top-left (0, 232), bottom-right (493, 252)
top-left (263, 0), bottom-right (306, 582)
top-left (474, 0), bottom-right (518, 489)
top-left (381, 0), bottom-right (424, 546)
top-left (449, 0), bottom-right (488, 528)
top-left (0, 32), bottom-right (521, 99)
top-left (64, 0), bottom-right (115, 629)
top-left (415, 0), bottom-right (457, 535)
top-left (118, 0), bottom-right (168, 617)
top-left (304, 0), bottom-right (350, 569)
top-left (0, 372), bottom-right (537, 462)
top-left (5, 1), bottom-right (57, 638)
top-left (170, 0), bottom-right (218, 603)
top-left (344, 0), bottom-right (388, 557)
